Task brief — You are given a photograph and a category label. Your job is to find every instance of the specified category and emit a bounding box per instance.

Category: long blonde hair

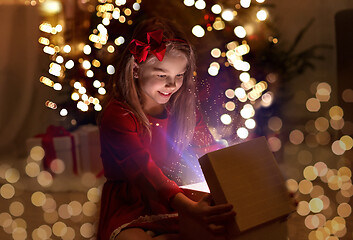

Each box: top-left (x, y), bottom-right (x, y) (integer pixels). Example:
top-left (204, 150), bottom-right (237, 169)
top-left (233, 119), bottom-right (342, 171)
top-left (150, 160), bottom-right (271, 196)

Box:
top-left (110, 17), bottom-right (197, 151)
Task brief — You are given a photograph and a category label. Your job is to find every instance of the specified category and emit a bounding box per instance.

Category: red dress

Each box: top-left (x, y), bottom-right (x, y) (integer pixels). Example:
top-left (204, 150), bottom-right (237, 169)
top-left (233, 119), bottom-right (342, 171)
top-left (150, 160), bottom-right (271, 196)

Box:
top-left (97, 99), bottom-right (219, 240)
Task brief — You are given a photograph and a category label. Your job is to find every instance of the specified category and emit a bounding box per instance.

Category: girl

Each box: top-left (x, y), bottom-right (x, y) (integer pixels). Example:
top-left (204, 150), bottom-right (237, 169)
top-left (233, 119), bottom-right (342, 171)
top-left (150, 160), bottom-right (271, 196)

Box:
top-left (97, 17), bottom-right (235, 240)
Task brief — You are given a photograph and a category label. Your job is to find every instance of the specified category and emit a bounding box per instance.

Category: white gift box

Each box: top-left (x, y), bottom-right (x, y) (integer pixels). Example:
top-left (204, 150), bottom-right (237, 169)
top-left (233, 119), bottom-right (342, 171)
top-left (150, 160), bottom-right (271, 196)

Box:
top-left (75, 124), bottom-right (103, 176)
top-left (26, 132), bottom-right (81, 176)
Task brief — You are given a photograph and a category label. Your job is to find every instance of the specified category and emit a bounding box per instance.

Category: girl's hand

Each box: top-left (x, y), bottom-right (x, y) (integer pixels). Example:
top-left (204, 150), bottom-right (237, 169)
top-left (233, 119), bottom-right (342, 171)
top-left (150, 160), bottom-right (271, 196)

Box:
top-left (172, 193), bottom-right (236, 235)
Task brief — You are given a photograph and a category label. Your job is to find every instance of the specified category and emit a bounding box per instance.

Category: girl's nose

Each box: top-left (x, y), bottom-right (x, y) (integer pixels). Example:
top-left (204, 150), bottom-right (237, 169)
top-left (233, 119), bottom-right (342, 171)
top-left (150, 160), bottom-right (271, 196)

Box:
top-left (165, 77), bottom-right (176, 88)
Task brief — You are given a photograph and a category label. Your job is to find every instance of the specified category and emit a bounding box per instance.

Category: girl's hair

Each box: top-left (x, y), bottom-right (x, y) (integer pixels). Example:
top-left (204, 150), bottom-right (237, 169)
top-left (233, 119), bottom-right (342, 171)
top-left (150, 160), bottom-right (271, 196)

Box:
top-left (110, 17), bottom-right (197, 151)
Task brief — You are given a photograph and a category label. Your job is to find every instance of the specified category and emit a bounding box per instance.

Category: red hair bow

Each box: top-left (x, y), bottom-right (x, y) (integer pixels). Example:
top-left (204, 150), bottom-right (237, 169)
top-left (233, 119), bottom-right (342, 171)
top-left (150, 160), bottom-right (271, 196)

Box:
top-left (129, 30), bottom-right (167, 63)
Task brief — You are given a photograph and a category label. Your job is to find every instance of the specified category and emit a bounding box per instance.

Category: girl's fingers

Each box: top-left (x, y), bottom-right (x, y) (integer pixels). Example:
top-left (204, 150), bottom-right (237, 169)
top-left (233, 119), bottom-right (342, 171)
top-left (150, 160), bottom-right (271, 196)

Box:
top-left (204, 211), bottom-right (236, 224)
top-left (206, 204), bottom-right (234, 216)
top-left (208, 223), bottom-right (226, 234)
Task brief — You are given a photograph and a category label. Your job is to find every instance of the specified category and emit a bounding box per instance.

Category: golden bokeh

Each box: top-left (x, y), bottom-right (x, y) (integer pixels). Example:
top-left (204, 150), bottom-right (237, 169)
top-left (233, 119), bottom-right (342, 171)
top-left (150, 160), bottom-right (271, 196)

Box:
top-left (310, 185), bottom-right (324, 198)
top-left (37, 171), bottom-right (53, 187)
top-left (58, 204), bottom-right (73, 219)
top-left (0, 212), bottom-right (12, 228)
top-left (81, 172), bottom-right (97, 187)
top-left (315, 131), bottom-right (331, 145)
top-left (43, 211), bottom-right (59, 224)
top-left (297, 201), bottom-right (310, 216)
top-left (299, 179), bottom-right (313, 194)
top-left (25, 162), bottom-right (41, 177)
top-left (1, 183), bottom-right (15, 199)
top-left (52, 221), bottom-right (68, 237)
top-left (68, 201), bottom-right (82, 216)
top-left (42, 197), bottom-right (57, 213)
top-left (329, 106), bottom-right (344, 120)
top-left (339, 135), bottom-right (353, 150)
top-left (30, 146), bottom-right (45, 161)
top-left (80, 222), bottom-right (95, 238)
top-left (331, 140), bottom-right (345, 156)
top-left (12, 227), bottom-right (27, 240)
top-left (286, 179), bottom-right (298, 193)
top-left (9, 202), bottom-right (25, 217)
top-left (314, 117), bottom-right (329, 132)
top-left (337, 203), bottom-right (351, 218)
top-left (31, 191), bottom-right (46, 207)
top-left (5, 168), bottom-right (20, 184)
top-left (87, 187), bottom-right (101, 203)
top-left (289, 129), bottom-right (304, 145)
top-left (309, 198), bottom-right (324, 213)
top-left (82, 201), bottom-right (97, 217)
top-left (50, 159), bottom-right (66, 174)
top-left (330, 118), bottom-right (344, 130)
top-left (62, 226), bottom-right (75, 240)
top-left (306, 98), bottom-right (321, 112)
top-left (313, 162), bottom-right (328, 177)
top-left (303, 166), bottom-right (318, 181)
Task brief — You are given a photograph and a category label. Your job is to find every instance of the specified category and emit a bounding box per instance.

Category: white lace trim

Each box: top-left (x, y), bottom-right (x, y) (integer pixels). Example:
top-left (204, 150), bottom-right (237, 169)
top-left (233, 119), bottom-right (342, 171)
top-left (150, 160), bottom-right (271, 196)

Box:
top-left (110, 213), bottom-right (178, 240)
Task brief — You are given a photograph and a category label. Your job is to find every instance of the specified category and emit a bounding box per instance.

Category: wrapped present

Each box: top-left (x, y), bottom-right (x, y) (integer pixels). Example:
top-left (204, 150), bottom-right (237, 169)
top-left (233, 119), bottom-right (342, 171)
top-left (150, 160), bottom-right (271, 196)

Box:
top-left (75, 124), bottom-right (103, 176)
top-left (26, 125), bottom-right (80, 176)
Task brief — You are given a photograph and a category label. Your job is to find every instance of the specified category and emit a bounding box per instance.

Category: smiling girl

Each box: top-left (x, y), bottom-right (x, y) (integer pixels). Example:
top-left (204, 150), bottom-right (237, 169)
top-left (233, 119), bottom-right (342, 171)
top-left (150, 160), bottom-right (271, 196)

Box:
top-left (97, 17), bottom-right (235, 240)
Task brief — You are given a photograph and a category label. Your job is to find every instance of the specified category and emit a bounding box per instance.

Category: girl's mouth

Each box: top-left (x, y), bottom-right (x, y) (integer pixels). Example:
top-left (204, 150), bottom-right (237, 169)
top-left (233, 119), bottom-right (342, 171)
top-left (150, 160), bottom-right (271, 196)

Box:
top-left (158, 91), bottom-right (172, 97)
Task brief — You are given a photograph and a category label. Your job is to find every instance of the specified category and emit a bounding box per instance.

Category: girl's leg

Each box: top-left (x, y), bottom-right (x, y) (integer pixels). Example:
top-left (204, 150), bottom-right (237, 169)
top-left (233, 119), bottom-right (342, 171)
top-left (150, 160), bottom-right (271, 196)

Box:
top-left (154, 233), bottom-right (180, 240)
top-left (115, 228), bottom-right (153, 240)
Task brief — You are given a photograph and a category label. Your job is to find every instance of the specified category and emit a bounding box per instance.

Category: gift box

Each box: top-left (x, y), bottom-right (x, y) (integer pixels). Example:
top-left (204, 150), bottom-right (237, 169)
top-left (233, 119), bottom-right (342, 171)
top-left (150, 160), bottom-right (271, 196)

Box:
top-left (197, 136), bottom-right (294, 239)
top-left (26, 125), bottom-right (80, 177)
top-left (74, 124), bottom-right (103, 176)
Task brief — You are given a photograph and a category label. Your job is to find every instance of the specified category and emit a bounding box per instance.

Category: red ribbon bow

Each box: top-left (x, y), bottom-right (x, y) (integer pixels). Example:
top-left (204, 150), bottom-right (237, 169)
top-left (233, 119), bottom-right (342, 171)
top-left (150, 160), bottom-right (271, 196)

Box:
top-left (36, 125), bottom-right (78, 175)
top-left (129, 30), bottom-right (167, 63)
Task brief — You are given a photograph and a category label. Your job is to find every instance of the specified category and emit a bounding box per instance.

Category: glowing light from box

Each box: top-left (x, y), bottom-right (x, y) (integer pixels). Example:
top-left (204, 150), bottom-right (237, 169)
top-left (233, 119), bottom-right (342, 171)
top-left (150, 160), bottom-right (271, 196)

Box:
top-left (221, 10), bottom-right (234, 21)
top-left (192, 25), bottom-right (205, 38)
top-left (234, 26), bottom-right (246, 38)
top-left (211, 4), bottom-right (222, 14)
top-left (257, 10), bottom-right (268, 21)
top-left (240, 0), bottom-right (251, 8)
top-left (220, 114), bottom-right (232, 125)
top-left (237, 127), bottom-right (248, 139)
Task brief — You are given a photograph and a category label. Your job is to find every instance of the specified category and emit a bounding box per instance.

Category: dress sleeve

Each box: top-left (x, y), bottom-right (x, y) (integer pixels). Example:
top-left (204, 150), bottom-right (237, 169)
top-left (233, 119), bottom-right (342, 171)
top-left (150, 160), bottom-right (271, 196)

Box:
top-left (99, 101), bottom-right (183, 203)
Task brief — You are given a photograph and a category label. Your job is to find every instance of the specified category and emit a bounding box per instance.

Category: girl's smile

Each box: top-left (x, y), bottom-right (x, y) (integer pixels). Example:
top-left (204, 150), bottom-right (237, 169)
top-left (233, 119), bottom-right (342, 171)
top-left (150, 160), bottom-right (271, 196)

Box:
top-left (135, 51), bottom-right (188, 116)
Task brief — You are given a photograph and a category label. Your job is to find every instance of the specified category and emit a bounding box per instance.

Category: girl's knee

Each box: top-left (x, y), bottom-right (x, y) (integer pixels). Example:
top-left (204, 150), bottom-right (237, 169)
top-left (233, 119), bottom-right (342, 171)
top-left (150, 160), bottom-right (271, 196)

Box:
top-left (115, 228), bottom-right (153, 240)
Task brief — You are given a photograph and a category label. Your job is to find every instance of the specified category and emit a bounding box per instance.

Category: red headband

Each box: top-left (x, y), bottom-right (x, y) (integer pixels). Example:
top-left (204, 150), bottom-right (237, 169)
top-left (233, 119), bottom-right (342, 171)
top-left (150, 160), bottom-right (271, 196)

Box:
top-left (128, 30), bottom-right (186, 63)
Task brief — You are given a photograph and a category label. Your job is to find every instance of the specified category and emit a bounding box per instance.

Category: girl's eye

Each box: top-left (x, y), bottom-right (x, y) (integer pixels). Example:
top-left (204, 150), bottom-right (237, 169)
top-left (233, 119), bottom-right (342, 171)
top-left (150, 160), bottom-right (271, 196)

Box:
top-left (157, 75), bottom-right (166, 78)
top-left (176, 74), bottom-right (184, 78)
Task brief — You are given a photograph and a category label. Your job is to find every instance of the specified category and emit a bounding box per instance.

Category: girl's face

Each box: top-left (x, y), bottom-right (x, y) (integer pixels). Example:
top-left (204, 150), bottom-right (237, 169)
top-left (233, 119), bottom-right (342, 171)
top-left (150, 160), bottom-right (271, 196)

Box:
top-left (136, 51), bottom-right (188, 114)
